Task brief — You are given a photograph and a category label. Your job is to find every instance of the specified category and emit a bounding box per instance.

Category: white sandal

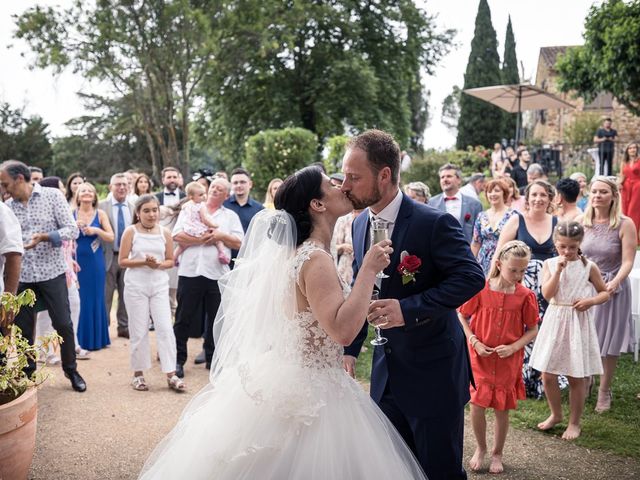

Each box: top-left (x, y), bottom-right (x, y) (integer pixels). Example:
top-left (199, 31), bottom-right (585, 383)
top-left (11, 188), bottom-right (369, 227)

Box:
top-left (132, 376), bottom-right (148, 391)
top-left (167, 375), bottom-right (186, 392)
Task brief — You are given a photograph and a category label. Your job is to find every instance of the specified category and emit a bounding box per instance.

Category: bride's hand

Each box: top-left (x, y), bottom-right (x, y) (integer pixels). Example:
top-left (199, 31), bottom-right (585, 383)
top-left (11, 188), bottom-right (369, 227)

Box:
top-left (362, 239), bottom-right (392, 274)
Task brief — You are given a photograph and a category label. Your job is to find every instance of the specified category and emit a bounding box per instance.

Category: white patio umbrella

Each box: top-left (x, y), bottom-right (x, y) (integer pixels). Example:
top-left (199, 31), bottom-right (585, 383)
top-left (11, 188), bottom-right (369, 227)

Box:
top-left (463, 83), bottom-right (575, 142)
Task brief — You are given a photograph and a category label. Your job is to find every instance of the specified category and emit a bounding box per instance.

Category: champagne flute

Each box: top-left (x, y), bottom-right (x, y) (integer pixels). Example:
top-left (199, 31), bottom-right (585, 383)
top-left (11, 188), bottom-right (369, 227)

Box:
top-left (371, 219), bottom-right (390, 279)
top-left (369, 289), bottom-right (388, 346)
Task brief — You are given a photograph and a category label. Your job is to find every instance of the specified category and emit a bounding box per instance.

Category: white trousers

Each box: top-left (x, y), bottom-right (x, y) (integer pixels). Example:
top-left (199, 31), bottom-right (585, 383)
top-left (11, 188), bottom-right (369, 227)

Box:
top-left (36, 281), bottom-right (80, 349)
top-left (123, 274), bottom-right (176, 373)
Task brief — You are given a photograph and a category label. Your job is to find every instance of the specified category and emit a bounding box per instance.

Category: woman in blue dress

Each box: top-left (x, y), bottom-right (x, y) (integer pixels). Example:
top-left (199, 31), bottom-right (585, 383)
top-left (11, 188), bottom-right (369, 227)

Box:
top-left (494, 180), bottom-right (559, 398)
top-left (471, 178), bottom-right (516, 275)
top-left (74, 183), bottom-right (114, 350)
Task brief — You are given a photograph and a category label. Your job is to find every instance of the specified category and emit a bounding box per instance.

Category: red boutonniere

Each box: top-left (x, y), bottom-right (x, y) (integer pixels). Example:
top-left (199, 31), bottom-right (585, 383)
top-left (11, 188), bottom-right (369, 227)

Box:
top-left (464, 213), bottom-right (471, 222)
top-left (397, 251), bottom-right (421, 285)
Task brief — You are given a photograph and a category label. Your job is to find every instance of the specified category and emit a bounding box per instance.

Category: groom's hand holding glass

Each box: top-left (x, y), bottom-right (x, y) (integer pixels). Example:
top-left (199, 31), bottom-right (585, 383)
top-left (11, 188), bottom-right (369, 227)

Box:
top-left (367, 298), bottom-right (405, 329)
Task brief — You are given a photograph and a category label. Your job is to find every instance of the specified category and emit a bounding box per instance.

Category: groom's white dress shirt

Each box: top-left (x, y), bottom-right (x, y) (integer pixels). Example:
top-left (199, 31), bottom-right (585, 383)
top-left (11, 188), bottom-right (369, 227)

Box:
top-left (368, 189), bottom-right (403, 240)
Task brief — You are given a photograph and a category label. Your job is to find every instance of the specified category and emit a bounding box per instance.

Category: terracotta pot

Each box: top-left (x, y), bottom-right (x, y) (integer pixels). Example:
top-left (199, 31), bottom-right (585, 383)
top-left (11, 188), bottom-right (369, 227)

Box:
top-left (0, 387), bottom-right (38, 480)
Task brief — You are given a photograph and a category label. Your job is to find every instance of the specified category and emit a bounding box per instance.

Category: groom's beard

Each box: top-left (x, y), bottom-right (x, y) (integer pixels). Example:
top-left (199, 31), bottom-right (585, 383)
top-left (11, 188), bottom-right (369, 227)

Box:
top-left (347, 185), bottom-right (382, 210)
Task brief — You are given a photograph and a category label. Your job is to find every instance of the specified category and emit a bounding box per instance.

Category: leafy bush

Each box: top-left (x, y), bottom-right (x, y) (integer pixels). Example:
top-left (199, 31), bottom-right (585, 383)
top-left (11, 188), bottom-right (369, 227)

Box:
top-left (244, 128), bottom-right (318, 196)
top-left (324, 135), bottom-right (349, 174)
top-left (402, 147), bottom-right (491, 196)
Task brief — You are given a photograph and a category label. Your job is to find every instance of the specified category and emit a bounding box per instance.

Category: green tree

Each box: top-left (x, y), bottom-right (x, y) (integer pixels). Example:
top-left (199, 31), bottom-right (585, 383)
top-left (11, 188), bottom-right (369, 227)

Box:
top-left (501, 15), bottom-right (519, 142)
top-left (14, 0), bottom-right (217, 176)
top-left (456, 0), bottom-right (503, 149)
top-left (441, 85), bottom-right (461, 132)
top-left (200, 0), bottom-right (453, 159)
top-left (556, 0), bottom-right (640, 116)
top-left (244, 128), bottom-right (318, 195)
top-left (0, 103), bottom-right (52, 170)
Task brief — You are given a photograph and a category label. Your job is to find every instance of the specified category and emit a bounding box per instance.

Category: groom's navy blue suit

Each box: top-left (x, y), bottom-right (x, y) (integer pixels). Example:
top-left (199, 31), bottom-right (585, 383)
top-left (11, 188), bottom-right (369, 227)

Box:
top-left (346, 193), bottom-right (485, 480)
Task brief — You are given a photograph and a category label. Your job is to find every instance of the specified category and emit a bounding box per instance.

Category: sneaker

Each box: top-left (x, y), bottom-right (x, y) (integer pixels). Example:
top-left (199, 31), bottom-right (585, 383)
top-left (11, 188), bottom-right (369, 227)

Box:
top-left (76, 348), bottom-right (91, 360)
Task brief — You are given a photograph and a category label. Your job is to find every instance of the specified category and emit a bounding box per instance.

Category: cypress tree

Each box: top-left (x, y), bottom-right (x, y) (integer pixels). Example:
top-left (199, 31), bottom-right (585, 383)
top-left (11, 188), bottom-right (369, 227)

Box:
top-left (501, 15), bottom-right (520, 143)
top-left (456, 0), bottom-right (503, 149)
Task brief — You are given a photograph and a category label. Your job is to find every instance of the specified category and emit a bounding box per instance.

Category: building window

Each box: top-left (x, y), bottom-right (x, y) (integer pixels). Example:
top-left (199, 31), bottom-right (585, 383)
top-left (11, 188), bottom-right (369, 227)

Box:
top-left (584, 92), bottom-right (613, 110)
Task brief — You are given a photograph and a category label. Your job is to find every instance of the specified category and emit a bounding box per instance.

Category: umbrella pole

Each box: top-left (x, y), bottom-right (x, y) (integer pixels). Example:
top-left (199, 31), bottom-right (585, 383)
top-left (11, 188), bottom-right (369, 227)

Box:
top-left (515, 85), bottom-right (522, 145)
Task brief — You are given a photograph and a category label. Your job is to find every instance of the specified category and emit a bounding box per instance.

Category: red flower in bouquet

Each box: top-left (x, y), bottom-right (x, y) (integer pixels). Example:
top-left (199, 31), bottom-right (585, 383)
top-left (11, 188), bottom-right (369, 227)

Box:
top-left (397, 251), bottom-right (421, 285)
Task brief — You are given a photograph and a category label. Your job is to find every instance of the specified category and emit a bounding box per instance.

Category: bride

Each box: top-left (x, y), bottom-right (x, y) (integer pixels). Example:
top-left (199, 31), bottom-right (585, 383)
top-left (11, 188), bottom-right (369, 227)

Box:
top-left (139, 166), bottom-right (427, 479)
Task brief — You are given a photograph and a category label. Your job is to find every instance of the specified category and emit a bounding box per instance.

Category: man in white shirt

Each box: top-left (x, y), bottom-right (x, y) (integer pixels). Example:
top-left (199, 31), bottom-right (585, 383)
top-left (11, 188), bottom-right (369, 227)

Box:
top-left (0, 202), bottom-right (23, 296)
top-left (98, 173), bottom-right (135, 338)
top-left (172, 177), bottom-right (243, 378)
top-left (460, 173), bottom-right (486, 202)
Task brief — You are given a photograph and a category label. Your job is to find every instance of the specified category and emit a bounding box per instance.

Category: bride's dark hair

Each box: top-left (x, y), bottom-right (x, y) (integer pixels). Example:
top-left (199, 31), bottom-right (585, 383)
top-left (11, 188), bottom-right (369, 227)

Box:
top-left (274, 166), bottom-right (324, 245)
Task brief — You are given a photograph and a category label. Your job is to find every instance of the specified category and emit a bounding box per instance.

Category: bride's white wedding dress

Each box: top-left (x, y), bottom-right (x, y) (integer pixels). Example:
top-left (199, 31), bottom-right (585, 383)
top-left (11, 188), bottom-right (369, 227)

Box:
top-left (139, 212), bottom-right (426, 479)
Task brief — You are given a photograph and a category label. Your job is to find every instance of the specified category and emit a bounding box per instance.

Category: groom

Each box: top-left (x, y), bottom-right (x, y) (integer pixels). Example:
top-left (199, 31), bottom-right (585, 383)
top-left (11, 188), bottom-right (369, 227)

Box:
top-left (341, 130), bottom-right (485, 480)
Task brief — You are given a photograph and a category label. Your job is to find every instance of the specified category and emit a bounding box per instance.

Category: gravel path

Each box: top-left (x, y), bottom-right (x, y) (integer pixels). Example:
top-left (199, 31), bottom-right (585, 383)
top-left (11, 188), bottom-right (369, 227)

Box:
top-left (29, 324), bottom-right (639, 479)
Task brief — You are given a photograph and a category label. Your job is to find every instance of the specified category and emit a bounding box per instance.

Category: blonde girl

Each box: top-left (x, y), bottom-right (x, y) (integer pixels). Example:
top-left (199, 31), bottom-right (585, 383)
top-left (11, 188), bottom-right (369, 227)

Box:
top-left (458, 240), bottom-right (539, 473)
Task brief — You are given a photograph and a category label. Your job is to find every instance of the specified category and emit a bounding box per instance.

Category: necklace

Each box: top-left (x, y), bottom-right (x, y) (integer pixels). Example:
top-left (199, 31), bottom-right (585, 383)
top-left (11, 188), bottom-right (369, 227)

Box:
top-left (140, 223), bottom-right (155, 232)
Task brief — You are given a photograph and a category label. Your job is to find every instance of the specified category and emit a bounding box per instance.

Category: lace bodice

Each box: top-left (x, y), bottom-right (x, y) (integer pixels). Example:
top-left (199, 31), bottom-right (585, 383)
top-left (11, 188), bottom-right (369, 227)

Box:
top-left (284, 241), bottom-right (350, 370)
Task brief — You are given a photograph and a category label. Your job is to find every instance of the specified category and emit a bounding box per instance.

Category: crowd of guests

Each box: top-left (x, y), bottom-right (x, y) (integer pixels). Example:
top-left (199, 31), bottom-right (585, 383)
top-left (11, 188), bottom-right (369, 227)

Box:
top-left (0, 139), bottom-right (638, 472)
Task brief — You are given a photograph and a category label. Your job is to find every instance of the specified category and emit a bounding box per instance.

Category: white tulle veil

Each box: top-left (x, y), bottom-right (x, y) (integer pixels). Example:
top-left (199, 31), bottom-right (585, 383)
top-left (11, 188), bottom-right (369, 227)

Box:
top-left (209, 208), bottom-right (298, 380)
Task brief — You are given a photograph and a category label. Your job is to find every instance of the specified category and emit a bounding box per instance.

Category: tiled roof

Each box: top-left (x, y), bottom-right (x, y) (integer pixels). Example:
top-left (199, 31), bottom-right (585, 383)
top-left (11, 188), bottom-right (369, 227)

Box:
top-left (539, 46), bottom-right (578, 70)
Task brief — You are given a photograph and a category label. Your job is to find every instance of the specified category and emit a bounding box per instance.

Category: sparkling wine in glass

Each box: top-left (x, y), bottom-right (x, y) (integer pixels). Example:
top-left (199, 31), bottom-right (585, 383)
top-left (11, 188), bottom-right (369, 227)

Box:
top-left (369, 289), bottom-right (388, 346)
top-left (371, 219), bottom-right (390, 279)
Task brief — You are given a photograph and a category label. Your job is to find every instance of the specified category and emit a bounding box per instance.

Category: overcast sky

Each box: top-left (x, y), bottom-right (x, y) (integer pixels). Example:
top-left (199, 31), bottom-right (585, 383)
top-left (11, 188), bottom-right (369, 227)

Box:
top-left (0, 0), bottom-right (599, 150)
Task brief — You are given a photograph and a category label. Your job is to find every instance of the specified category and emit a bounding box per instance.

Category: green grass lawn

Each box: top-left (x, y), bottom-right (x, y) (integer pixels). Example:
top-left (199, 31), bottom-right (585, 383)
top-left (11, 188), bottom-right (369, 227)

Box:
top-left (355, 329), bottom-right (640, 459)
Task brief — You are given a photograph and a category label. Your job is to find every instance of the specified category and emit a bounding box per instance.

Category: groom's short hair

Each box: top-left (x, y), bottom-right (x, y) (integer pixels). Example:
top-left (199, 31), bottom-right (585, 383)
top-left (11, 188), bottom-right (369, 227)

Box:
top-left (347, 130), bottom-right (400, 185)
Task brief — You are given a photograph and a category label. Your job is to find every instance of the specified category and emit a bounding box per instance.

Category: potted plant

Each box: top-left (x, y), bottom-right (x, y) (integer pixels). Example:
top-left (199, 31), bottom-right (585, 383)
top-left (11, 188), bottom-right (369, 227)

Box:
top-left (0, 289), bottom-right (60, 480)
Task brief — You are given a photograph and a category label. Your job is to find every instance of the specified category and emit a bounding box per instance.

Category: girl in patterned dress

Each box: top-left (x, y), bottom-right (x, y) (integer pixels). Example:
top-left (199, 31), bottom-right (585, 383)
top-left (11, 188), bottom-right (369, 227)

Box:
top-left (530, 221), bottom-right (609, 440)
top-left (458, 240), bottom-right (539, 474)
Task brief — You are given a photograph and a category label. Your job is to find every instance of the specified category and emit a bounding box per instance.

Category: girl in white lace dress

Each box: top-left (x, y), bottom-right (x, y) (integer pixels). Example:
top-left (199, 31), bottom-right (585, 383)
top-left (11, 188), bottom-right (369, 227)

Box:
top-left (139, 167), bottom-right (427, 479)
top-left (530, 221), bottom-right (609, 440)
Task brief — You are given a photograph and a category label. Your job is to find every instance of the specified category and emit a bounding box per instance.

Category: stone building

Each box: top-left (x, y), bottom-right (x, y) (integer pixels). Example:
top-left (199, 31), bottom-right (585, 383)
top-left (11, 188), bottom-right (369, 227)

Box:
top-left (528, 46), bottom-right (640, 165)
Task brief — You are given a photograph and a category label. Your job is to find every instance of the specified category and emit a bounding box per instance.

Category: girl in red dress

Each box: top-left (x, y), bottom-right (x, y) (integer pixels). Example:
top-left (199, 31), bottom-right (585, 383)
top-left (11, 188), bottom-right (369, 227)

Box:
top-left (458, 240), bottom-right (539, 474)
top-left (621, 142), bottom-right (640, 244)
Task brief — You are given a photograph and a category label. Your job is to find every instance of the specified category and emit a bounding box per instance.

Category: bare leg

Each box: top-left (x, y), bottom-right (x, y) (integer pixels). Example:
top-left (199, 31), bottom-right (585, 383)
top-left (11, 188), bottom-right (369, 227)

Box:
top-left (174, 245), bottom-right (185, 266)
top-left (490, 409), bottom-right (509, 473)
top-left (563, 376), bottom-right (585, 440)
top-left (538, 372), bottom-right (563, 430)
top-left (596, 356), bottom-right (617, 412)
top-left (216, 241), bottom-right (230, 264)
top-left (469, 404), bottom-right (487, 471)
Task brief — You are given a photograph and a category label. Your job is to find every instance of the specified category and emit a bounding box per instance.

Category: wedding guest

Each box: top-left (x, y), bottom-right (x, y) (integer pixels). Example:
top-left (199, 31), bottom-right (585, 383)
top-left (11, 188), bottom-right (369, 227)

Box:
top-left (555, 178), bottom-right (582, 222)
top-left (504, 177), bottom-right (524, 212)
top-left (263, 177), bottom-right (283, 210)
top-left (471, 179), bottom-right (515, 276)
top-left (578, 176), bottom-right (636, 412)
top-left (459, 240), bottom-right (539, 473)
top-left (192, 168), bottom-right (214, 191)
top-left (224, 167), bottom-right (264, 232)
top-left (99, 173), bottom-right (135, 338)
top-left (620, 142), bottom-right (640, 244)
top-left (341, 130), bottom-right (485, 480)
top-left (155, 167), bottom-right (186, 207)
top-left (119, 195), bottom-right (185, 392)
top-left (504, 149), bottom-right (529, 189)
top-left (429, 163), bottom-right (483, 243)
top-left (570, 172), bottom-right (589, 211)
top-left (36, 177), bottom-right (90, 361)
top-left (593, 117), bottom-right (617, 176)
top-left (404, 181), bottom-right (430, 203)
top-left (65, 172), bottom-right (84, 207)
top-left (28, 166), bottom-right (43, 184)
top-left (172, 177), bottom-right (243, 378)
top-left (460, 173), bottom-right (486, 202)
top-left (134, 173), bottom-right (153, 198)
top-left (493, 180), bottom-right (558, 399)
top-left (491, 142), bottom-right (506, 178)
top-left (331, 209), bottom-right (363, 285)
top-left (0, 201), bottom-right (23, 297)
top-left (75, 183), bottom-right (114, 350)
top-left (0, 160), bottom-right (86, 392)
